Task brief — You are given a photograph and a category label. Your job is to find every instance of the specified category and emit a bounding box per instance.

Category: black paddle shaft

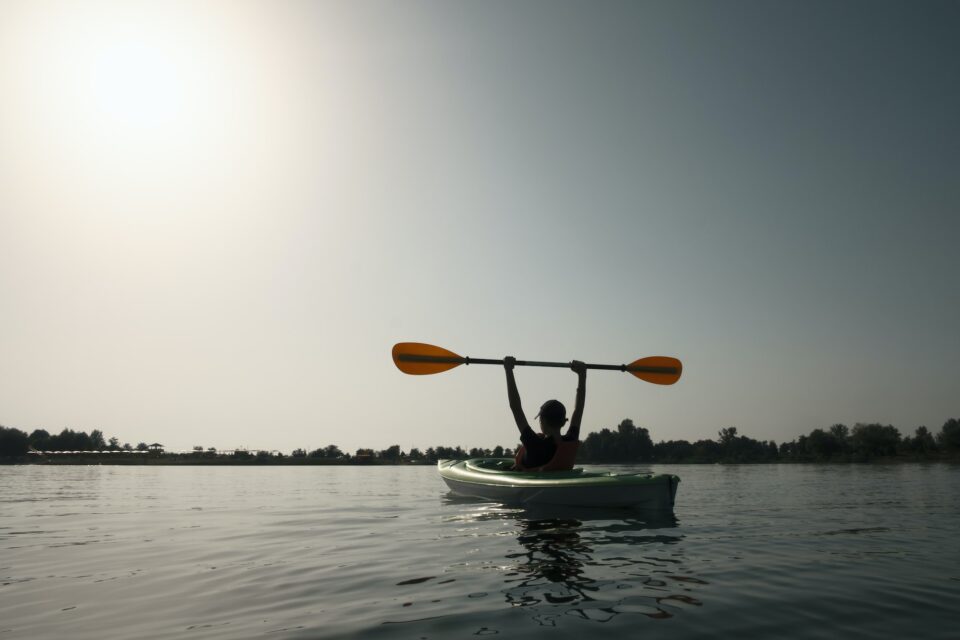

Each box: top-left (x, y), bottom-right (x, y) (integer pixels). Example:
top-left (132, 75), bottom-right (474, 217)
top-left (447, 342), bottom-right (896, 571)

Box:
top-left (396, 354), bottom-right (678, 375)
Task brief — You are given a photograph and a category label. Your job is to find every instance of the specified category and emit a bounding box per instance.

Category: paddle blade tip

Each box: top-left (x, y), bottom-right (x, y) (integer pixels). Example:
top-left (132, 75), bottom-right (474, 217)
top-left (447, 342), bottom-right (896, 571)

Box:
top-left (628, 356), bottom-right (683, 385)
top-left (392, 342), bottom-right (464, 375)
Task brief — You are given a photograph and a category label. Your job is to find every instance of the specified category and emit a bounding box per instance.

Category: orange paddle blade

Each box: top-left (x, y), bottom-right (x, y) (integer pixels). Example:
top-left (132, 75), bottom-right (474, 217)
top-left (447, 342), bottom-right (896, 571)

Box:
top-left (392, 342), bottom-right (465, 375)
top-left (627, 356), bottom-right (682, 385)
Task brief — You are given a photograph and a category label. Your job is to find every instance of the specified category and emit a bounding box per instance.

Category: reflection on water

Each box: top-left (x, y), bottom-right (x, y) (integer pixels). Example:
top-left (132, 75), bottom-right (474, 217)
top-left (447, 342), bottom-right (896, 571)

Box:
top-left (444, 498), bottom-right (707, 625)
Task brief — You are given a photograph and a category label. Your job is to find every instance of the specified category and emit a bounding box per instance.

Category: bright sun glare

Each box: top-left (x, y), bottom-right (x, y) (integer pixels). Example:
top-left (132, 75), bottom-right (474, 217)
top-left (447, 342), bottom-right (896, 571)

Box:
top-left (3, 2), bottom-right (291, 197)
top-left (2, 0), bottom-right (329, 237)
top-left (5, 2), bottom-right (257, 164)
top-left (42, 10), bottom-right (206, 148)
top-left (86, 36), bottom-right (187, 133)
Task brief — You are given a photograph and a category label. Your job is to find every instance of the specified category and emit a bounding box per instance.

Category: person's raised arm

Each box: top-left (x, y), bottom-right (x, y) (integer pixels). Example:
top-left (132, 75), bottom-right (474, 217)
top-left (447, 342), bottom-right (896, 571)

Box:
top-left (504, 356), bottom-right (530, 434)
top-left (567, 360), bottom-right (587, 440)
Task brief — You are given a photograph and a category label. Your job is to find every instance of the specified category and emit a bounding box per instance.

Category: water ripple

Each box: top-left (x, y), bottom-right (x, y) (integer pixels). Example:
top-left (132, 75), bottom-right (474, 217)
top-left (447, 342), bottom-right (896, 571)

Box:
top-left (1, 464), bottom-right (959, 639)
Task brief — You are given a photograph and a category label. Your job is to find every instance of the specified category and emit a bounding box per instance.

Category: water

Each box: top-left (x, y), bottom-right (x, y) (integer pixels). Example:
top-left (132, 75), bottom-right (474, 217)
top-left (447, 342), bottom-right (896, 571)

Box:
top-left (2, 464), bottom-right (958, 639)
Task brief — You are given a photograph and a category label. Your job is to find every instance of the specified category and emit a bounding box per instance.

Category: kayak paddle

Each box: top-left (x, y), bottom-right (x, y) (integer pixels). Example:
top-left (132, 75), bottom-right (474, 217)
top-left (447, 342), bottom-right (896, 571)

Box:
top-left (392, 342), bottom-right (682, 385)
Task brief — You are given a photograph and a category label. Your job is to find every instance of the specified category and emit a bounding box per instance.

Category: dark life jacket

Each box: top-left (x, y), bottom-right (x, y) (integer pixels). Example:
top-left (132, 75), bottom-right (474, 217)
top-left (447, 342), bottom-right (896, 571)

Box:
top-left (513, 439), bottom-right (580, 472)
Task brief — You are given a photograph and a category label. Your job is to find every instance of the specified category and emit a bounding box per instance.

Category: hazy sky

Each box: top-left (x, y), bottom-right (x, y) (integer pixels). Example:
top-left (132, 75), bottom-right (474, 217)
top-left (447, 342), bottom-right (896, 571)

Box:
top-left (1, 1), bottom-right (957, 454)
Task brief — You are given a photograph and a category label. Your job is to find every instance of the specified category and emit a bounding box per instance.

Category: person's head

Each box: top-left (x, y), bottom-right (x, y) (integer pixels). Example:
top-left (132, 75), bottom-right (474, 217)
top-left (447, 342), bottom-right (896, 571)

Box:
top-left (535, 399), bottom-right (567, 435)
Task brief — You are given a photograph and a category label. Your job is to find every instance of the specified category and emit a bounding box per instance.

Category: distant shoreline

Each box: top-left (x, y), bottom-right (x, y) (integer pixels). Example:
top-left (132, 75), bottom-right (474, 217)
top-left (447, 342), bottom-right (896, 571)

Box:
top-left (4, 453), bottom-right (958, 466)
top-left (4, 420), bottom-right (958, 465)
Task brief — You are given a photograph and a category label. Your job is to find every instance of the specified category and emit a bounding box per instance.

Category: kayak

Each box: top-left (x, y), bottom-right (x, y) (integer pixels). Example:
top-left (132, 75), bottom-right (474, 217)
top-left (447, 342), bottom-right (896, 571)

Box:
top-left (438, 458), bottom-right (679, 510)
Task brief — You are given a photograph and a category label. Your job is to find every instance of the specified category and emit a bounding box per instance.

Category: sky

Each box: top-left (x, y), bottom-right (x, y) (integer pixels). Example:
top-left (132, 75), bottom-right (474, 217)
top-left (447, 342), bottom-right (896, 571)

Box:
top-left (1, 0), bottom-right (957, 454)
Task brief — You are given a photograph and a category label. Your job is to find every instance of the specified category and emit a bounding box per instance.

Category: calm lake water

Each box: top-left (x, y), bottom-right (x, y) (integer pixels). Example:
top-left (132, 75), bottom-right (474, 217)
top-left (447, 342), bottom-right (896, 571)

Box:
top-left (2, 463), bottom-right (958, 639)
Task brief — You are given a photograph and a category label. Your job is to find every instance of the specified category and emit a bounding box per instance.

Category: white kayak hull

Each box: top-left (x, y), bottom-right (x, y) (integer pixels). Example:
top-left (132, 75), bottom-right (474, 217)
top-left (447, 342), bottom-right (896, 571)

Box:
top-left (438, 458), bottom-right (679, 510)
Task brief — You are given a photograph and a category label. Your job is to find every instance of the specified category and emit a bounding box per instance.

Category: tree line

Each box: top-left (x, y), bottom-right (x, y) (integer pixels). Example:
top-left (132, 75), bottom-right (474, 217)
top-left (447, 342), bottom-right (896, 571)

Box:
top-left (575, 419), bottom-right (959, 463)
top-left (0, 427), bottom-right (154, 457)
top-left (2, 418), bottom-right (959, 463)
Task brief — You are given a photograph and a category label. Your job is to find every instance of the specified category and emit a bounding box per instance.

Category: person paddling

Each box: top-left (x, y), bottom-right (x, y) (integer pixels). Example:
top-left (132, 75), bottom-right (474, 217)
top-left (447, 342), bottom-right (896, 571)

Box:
top-left (504, 356), bottom-right (587, 471)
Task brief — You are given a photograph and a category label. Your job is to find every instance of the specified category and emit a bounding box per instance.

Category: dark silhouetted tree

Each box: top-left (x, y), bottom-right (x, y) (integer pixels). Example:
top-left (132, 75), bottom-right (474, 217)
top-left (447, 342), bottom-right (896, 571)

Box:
top-left (29, 429), bottom-right (51, 451)
top-left (89, 430), bottom-right (106, 450)
top-left (904, 426), bottom-right (937, 454)
top-left (654, 439), bottom-right (695, 462)
top-left (850, 423), bottom-right (901, 458)
top-left (938, 418), bottom-right (960, 451)
top-left (806, 428), bottom-right (842, 460)
top-left (0, 426), bottom-right (30, 457)
top-left (379, 445), bottom-right (402, 462)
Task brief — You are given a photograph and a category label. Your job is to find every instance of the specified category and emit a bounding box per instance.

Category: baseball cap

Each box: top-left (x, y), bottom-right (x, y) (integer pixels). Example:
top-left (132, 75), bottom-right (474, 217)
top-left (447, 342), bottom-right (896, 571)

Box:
top-left (535, 399), bottom-right (566, 423)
